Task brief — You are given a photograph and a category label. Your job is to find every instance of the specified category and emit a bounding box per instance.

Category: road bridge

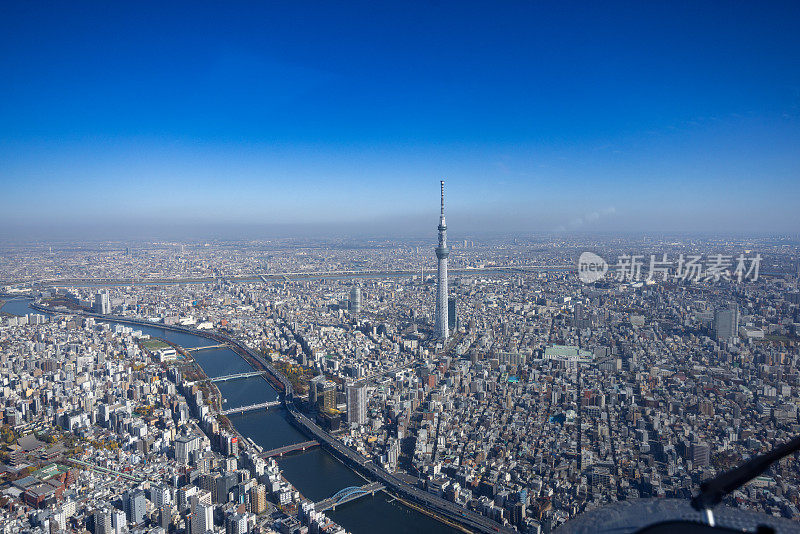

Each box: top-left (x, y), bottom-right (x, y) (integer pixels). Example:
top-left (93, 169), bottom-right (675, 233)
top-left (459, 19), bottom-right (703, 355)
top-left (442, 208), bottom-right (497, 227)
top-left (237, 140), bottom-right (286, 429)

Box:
top-left (260, 440), bottom-right (319, 458)
top-left (315, 482), bottom-right (384, 512)
top-left (210, 371), bottom-right (264, 383)
top-left (221, 400), bottom-right (280, 415)
top-left (186, 343), bottom-right (228, 352)
top-left (185, 371), bottom-right (265, 387)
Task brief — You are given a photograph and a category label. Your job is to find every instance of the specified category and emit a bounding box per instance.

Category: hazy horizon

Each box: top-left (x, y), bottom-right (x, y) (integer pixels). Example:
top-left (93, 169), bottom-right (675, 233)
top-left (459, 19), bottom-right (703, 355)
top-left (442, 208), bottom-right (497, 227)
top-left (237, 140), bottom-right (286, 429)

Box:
top-left (1, 218), bottom-right (799, 245)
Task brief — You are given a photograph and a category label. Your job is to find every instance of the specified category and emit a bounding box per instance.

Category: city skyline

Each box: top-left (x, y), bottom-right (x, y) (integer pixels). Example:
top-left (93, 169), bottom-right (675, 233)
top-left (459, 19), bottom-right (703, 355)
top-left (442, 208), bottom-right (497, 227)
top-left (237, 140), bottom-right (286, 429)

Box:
top-left (3, 3), bottom-right (800, 534)
top-left (2, 2), bottom-right (800, 238)
top-left (2, 230), bottom-right (799, 533)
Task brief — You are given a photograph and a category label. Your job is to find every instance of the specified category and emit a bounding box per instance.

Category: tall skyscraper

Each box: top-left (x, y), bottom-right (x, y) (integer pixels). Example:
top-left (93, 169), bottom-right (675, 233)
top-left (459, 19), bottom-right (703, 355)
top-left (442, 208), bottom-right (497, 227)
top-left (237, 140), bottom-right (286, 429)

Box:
top-left (349, 285), bottom-right (361, 315)
top-left (714, 305), bottom-right (739, 342)
top-left (347, 382), bottom-right (367, 425)
top-left (94, 291), bottom-right (111, 315)
top-left (435, 180), bottom-right (449, 340)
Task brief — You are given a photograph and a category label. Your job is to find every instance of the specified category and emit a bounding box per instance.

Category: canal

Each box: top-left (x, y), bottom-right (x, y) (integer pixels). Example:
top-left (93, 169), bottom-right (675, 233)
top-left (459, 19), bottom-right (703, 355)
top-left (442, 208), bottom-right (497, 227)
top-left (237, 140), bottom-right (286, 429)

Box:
top-left (0, 297), bottom-right (460, 534)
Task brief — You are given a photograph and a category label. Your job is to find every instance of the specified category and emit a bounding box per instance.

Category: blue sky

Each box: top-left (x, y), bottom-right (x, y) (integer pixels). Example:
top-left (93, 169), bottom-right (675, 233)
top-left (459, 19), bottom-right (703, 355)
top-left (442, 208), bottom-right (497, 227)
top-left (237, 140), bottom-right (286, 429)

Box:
top-left (1, 2), bottom-right (799, 238)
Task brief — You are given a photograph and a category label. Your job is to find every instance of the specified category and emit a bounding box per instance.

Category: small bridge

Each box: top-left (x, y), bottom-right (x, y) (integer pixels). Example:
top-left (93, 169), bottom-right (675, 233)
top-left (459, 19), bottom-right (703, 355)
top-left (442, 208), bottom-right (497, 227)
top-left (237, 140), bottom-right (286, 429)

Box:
top-left (260, 440), bottom-right (319, 458)
top-left (315, 482), bottom-right (384, 511)
top-left (186, 343), bottom-right (229, 352)
top-left (221, 400), bottom-right (280, 415)
top-left (185, 371), bottom-right (265, 387)
top-left (211, 371), bottom-right (264, 383)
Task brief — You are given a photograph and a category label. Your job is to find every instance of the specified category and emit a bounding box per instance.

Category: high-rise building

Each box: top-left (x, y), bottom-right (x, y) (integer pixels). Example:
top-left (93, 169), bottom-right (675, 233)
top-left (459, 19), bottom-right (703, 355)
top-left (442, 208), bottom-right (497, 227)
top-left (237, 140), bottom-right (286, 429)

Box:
top-left (225, 512), bottom-right (248, 534)
top-left (346, 382), bottom-right (367, 425)
top-left (111, 508), bottom-right (126, 534)
top-left (175, 433), bottom-right (200, 464)
top-left (159, 506), bottom-right (173, 529)
top-left (93, 507), bottom-right (112, 534)
top-left (250, 484), bottom-right (267, 514)
top-left (318, 381), bottom-right (337, 411)
top-left (216, 471), bottom-right (238, 503)
top-left (151, 483), bottom-right (172, 509)
top-left (190, 489), bottom-right (212, 515)
top-left (349, 285), bottom-right (361, 315)
top-left (435, 180), bottom-right (449, 340)
top-left (221, 432), bottom-right (238, 457)
top-left (574, 302), bottom-right (584, 327)
top-left (691, 441), bottom-right (710, 467)
top-left (191, 501), bottom-right (214, 534)
top-left (309, 375), bottom-right (325, 406)
top-left (123, 489), bottom-right (146, 525)
top-left (94, 291), bottom-right (111, 315)
top-left (714, 305), bottom-right (739, 342)
top-left (510, 501), bottom-right (527, 527)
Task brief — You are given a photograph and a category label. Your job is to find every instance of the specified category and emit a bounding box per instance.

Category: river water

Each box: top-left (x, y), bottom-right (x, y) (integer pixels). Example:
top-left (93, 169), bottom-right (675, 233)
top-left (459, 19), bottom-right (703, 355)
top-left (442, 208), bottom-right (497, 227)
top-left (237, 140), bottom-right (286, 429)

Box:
top-left (0, 297), bottom-right (459, 534)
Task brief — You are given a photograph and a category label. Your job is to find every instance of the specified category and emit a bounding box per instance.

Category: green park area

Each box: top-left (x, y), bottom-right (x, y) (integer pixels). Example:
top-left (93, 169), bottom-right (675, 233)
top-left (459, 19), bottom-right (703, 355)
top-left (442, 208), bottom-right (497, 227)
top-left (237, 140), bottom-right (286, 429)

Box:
top-left (140, 338), bottom-right (172, 351)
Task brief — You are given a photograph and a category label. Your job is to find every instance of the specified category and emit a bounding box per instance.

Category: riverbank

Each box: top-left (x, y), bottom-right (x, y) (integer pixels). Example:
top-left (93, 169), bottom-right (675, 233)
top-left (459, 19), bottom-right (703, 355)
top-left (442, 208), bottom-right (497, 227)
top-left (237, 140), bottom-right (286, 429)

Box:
top-left (393, 495), bottom-right (473, 534)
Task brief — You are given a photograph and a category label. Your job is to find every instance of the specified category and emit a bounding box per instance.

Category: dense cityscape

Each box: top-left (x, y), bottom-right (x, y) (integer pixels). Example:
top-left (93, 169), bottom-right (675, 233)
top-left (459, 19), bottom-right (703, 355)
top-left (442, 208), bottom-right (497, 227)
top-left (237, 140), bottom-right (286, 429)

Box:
top-left (3, 2), bottom-right (800, 533)
top-left (1, 193), bottom-right (800, 533)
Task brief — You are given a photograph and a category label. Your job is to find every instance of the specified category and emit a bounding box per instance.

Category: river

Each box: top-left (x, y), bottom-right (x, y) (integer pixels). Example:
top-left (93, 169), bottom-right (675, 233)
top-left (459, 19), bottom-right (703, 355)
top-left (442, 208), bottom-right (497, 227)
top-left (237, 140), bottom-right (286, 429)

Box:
top-left (0, 297), bottom-right (460, 534)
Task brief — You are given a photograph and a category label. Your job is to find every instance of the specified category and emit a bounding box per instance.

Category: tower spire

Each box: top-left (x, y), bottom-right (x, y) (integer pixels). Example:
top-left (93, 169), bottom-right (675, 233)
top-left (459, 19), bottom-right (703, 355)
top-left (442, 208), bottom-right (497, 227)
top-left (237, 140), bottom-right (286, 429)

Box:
top-left (440, 180), bottom-right (445, 217)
